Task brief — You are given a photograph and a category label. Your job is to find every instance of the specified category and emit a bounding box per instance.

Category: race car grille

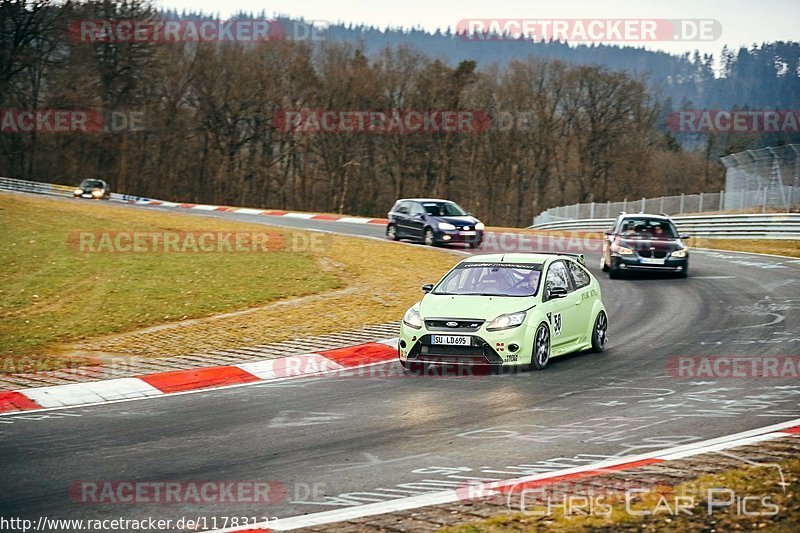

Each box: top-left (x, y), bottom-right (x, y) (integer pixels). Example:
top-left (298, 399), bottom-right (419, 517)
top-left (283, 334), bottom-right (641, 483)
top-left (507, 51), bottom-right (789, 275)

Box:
top-left (425, 318), bottom-right (485, 332)
top-left (408, 335), bottom-right (504, 365)
top-left (638, 250), bottom-right (668, 259)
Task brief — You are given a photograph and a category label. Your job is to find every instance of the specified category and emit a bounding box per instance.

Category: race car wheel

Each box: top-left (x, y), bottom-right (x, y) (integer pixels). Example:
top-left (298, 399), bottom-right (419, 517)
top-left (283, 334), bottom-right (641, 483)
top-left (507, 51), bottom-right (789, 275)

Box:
top-left (676, 265), bottom-right (688, 278)
top-left (386, 224), bottom-right (398, 241)
top-left (609, 263), bottom-right (622, 279)
top-left (424, 228), bottom-right (435, 246)
top-left (590, 311), bottom-right (608, 353)
top-left (529, 323), bottom-right (551, 371)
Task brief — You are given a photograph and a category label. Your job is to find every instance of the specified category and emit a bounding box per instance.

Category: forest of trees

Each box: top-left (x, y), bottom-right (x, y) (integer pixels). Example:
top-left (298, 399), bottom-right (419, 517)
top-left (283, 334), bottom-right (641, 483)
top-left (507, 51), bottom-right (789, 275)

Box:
top-left (1, 1), bottom-right (797, 226)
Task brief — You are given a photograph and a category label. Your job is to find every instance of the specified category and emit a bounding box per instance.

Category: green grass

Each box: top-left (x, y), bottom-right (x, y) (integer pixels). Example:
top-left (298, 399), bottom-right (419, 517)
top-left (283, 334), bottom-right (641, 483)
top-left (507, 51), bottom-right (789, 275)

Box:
top-left (0, 194), bottom-right (340, 366)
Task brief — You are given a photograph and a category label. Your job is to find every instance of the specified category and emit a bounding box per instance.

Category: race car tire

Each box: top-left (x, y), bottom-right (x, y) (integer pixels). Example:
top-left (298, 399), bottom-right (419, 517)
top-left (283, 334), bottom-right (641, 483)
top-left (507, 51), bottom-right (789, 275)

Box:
top-left (386, 224), bottom-right (398, 241)
top-left (400, 360), bottom-right (427, 374)
top-left (590, 311), bottom-right (608, 353)
top-left (676, 266), bottom-right (688, 278)
top-left (529, 322), bottom-right (551, 371)
top-left (601, 256), bottom-right (609, 272)
top-left (609, 263), bottom-right (622, 279)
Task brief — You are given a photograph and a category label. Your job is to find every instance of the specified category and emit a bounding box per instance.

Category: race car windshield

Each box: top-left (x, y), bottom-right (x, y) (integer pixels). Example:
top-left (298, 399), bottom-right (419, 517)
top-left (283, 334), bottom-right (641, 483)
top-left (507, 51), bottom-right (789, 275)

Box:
top-left (423, 202), bottom-right (467, 216)
top-left (433, 263), bottom-right (543, 297)
top-left (80, 180), bottom-right (105, 189)
top-left (619, 218), bottom-right (678, 238)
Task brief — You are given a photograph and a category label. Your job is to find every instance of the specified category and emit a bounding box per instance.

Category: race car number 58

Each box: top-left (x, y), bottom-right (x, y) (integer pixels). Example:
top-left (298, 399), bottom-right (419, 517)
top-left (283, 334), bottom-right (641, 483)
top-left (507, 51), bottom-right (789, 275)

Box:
top-left (431, 335), bottom-right (470, 345)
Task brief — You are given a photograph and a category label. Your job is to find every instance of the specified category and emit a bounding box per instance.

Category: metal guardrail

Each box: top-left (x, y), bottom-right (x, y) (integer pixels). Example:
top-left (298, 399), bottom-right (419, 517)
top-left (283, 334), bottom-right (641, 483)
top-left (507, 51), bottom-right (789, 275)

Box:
top-left (2, 176), bottom-right (798, 239)
top-left (0, 176), bottom-right (153, 203)
top-left (530, 213), bottom-right (800, 239)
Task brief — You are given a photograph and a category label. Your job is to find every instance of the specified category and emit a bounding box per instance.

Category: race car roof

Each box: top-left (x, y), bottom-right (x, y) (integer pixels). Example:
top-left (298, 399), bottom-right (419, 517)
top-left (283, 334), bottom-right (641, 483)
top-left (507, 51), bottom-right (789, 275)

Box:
top-left (461, 253), bottom-right (561, 264)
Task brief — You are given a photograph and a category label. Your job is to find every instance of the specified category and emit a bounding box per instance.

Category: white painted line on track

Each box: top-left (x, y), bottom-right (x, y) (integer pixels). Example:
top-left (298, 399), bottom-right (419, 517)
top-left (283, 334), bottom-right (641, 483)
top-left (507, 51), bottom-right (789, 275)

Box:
top-left (211, 417), bottom-right (800, 532)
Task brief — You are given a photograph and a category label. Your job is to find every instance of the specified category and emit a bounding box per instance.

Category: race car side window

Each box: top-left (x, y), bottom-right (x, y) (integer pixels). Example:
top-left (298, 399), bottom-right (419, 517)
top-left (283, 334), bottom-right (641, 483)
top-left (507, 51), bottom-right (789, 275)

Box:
top-left (567, 261), bottom-right (591, 289)
top-left (409, 203), bottom-right (425, 216)
top-left (396, 202), bottom-right (410, 215)
top-left (545, 261), bottom-right (573, 295)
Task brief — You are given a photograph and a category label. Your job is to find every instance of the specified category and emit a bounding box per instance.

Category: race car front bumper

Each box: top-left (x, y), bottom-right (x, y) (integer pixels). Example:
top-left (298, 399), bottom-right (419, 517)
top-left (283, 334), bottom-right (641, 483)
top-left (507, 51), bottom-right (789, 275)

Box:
top-left (398, 324), bottom-right (531, 367)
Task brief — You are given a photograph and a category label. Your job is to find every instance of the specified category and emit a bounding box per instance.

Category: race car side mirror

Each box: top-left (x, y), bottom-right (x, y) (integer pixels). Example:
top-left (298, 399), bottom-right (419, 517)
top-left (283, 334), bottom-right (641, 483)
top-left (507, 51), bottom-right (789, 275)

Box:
top-left (547, 286), bottom-right (568, 300)
top-left (422, 284), bottom-right (434, 294)
top-left (680, 233), bottom-right (691, 240)
top-left (604, 230), bottom-right (614, 236)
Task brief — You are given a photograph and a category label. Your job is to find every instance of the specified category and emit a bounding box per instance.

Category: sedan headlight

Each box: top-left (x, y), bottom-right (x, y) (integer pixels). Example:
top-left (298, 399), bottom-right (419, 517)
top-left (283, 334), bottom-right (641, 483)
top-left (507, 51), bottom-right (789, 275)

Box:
top-left (486, 311), bottom-right (526, 331)
top-left (402, 305), bottom-right (423, 329)
top-left (671, 248), bottom-right (688, 258)
top-left (475, 222), bottom-right (485, 231)
top-left (614, 245), bottom-right (634, 255)
top-left (74, 189), bottom-right (83, 195)
top-left (92, 189), bottom-right (104, 197)
top-left (438, 222), bottom-right (456, 231)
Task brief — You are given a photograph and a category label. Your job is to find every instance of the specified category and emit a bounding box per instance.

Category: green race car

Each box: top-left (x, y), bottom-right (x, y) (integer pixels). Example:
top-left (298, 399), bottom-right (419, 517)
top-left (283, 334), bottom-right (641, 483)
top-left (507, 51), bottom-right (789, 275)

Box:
top-left (399, 253), bottom-right (608, 371)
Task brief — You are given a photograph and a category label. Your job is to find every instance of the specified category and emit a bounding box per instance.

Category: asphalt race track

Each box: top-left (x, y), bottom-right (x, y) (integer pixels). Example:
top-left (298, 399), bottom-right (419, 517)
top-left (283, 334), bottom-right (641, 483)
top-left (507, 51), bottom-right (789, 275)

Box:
top-left (2, 196), bottom-right (799, 527)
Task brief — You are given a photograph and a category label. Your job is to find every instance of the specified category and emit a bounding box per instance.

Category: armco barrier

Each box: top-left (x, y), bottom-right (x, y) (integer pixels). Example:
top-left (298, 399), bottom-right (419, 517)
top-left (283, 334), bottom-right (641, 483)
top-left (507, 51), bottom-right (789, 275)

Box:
top-left (2, 176), bottom-right (798, 239)
top-left (530, 213), bottom-right (800, 239)
top-left (0, 176), bottom-right (153, 204)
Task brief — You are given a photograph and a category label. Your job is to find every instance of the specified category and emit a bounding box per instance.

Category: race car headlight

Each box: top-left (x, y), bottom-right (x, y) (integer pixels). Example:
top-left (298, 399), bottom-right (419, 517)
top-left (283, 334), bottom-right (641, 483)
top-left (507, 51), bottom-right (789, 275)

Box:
top-left (614, 245), bottom-right (635, 255)
top-left (402, 305), bottom-right (423, 329)
top-left (91, 189), bottom-right (104, 197)
top-left (475, 222), bottom-right (485, 230)
top-left (438, 222), bottom-right (456, 231)
top-left (74, 189), bottom-right (83, 195)
top-left (671, 248), bottom-right (688, 258)
top-left (486, 311), bottom-right (526, 332)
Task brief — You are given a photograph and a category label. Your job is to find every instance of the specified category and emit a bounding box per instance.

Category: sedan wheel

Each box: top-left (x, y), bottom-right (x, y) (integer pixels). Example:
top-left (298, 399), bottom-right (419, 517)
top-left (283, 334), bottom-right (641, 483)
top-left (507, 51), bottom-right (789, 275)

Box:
top-left (386, 224), bottom-right (398, 241)
top-left (529, 323), bottom-right (551, 371)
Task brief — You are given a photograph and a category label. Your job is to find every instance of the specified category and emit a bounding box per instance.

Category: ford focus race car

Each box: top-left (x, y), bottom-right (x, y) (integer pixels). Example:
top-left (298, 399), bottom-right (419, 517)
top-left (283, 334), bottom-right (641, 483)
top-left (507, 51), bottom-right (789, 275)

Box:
top-left (399, 253), bottom-right (608, 371)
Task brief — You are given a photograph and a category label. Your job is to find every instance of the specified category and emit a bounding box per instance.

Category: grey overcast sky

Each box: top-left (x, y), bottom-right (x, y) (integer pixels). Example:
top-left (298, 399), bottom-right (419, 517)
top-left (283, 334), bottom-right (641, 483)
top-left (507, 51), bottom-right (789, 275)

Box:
top-left (156, 0), bottom-right (799, 58)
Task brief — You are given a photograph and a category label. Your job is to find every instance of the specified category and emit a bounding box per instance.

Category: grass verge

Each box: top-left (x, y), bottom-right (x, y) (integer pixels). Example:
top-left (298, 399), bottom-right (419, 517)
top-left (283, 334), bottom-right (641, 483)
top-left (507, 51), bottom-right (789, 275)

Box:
top-left (0, 193), bottom-right (459, 372)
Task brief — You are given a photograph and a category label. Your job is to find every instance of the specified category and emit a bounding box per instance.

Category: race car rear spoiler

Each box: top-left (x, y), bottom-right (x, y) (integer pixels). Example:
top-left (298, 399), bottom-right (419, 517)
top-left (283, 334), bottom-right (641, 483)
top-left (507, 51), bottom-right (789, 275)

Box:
top-left (530, 252), bottom-right (586, 266)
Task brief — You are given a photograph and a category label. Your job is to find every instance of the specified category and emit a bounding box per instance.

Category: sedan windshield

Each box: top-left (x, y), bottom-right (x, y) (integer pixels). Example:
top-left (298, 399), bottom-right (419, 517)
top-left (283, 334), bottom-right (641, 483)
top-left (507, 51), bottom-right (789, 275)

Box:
top-left (619, 218), bottom-right (678, 238)
top-left (433, 262), bottom-right (543, 297)
top-left (422, 202), bottom-right (467, 216)
top-left (80, 180), bottom-right (105, 189)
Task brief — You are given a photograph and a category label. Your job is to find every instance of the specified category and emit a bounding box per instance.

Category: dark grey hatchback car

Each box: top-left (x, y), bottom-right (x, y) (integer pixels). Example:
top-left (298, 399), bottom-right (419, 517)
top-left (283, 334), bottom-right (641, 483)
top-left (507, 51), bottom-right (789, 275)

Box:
top-left (386, 198), bottom-right (485, 248)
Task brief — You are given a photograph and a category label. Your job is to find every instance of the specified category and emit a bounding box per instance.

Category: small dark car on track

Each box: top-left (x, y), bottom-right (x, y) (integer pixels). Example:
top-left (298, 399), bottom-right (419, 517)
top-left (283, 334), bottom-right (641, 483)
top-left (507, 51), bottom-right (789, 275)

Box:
top-left (73, 179), bottom-right (111, 200)
top-left (602, 213), bottom-right (690, 278)
top-left (386, 198), bottom-right (485, 248)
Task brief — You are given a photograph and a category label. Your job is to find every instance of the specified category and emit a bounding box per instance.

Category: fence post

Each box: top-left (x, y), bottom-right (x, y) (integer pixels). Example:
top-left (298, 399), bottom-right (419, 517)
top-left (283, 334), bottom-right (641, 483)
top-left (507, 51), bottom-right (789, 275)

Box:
top-left (699, 192), bottom-right (704, 213)
top-left (762, 186), bottom-right (767, 213)
top-left (679, 193), bottom-right (685, 214)
top-left (720, 190), bottom-right (724, 210)
top-left (623, 198), bottom-right (627, 212)
top-left (659, 196), bottom-right (664, 214)
top-left (640, 197), bottom-right (645, 212)
top-left (606, 201), bottom-right (610, 217)
top-left (590, 202), bottom-right (595, 219)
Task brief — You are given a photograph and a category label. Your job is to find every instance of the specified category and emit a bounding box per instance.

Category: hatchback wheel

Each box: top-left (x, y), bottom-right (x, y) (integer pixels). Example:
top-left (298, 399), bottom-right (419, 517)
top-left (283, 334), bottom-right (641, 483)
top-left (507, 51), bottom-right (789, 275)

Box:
top-left (590, 311), bottom-right (608, 353)
top-left (386, 224), bottom-right (398, 241)
top-left (529, 323), bottom-right (551, 371)
top-left (424, 228), bottom-right (435, 246)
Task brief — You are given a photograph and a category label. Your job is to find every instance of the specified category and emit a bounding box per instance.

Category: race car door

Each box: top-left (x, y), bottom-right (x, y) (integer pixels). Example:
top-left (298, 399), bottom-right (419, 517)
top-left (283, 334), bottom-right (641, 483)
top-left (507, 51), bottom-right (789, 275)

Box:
top-left (542, 260), bottom-right (581, 350)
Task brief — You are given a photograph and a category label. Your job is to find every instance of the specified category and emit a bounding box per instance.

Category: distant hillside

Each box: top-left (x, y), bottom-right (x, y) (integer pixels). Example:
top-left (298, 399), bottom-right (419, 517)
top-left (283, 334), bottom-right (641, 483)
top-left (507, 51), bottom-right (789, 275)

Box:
top-left (286, 19), bottom-right (800, 111)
